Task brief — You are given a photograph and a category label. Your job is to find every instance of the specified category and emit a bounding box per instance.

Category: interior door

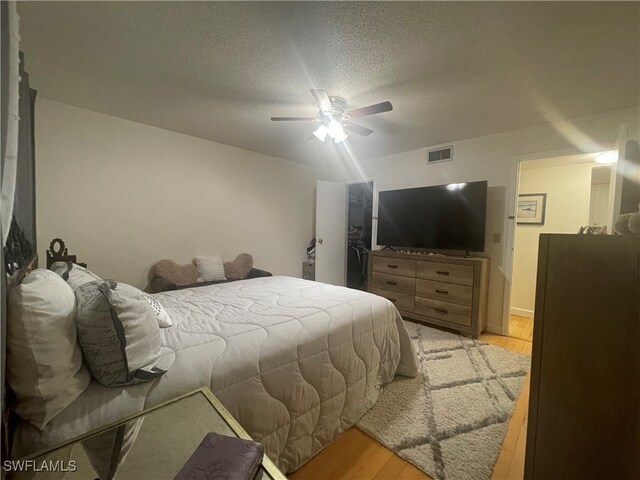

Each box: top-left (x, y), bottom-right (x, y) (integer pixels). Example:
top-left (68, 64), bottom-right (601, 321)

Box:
top-left (315, 180), bottom-right (347, 286)
top-left (608, 124), bottom-right (627, 226)
top-left (607, 124), bottom-right (640, 226)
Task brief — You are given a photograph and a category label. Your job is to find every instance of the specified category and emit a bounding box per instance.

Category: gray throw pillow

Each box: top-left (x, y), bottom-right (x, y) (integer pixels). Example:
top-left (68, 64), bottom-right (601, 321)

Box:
top-left (50, 262), bottom-right (102, 290)
top-left (75, 280), bottom-right (167, 387)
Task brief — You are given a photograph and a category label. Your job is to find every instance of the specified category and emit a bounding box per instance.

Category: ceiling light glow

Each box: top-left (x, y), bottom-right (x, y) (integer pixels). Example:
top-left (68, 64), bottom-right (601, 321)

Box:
top-left (315, 120), bottom-right (348, 144)
top-left (313, 125), bottom-right (328, 142)
top-left (327, 120), bottom-right (344, 139)
top-left (595, 151), bottom-right (617, 164)
top-left (332, 128), bottom-right (348, 144)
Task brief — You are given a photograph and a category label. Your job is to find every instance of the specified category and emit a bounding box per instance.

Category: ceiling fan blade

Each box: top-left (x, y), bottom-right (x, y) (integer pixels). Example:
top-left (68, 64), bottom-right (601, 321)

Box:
top-left (271, 116), bottom-right (316, 122)
top-left (347, 101), bottom-right (393, 118)
top-left (343, 121), bottom-right (373, 137)
top-left (310, 89), bottom-right (333, 112)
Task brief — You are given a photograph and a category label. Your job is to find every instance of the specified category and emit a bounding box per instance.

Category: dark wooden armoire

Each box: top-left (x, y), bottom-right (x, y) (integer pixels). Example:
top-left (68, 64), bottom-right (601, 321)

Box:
top-left (525, 234), bottom-right (640, 479)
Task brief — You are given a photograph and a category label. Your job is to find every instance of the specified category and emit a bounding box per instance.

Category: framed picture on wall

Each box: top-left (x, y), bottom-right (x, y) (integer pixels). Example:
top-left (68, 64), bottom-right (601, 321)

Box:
top-left (517, 193), bottom-right (547, 225)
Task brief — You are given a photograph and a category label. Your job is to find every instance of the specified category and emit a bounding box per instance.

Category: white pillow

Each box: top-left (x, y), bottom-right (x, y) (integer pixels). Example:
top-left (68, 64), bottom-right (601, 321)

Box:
top-left (116, 283), bottom-right (173, 328)
top-left (143, 293), bottom-right (173, 328)
top-left (50, 261), bottom-right (102, 290)
top-left (194, 255), bottom-right (226, 282)
top-left (7, 269), bottom-right (91, 430)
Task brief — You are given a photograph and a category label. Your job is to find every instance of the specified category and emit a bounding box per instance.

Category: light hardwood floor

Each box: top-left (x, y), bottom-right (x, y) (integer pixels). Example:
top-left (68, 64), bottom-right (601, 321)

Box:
top-left (508, 315), bottom-right (534, 343)
top-left (290, 317), bottom-right (533, 480)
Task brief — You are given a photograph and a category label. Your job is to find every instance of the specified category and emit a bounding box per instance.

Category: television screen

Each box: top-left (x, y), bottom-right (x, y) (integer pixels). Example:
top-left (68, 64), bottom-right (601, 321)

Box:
top-left (376, 181), bottom-right (488, 252)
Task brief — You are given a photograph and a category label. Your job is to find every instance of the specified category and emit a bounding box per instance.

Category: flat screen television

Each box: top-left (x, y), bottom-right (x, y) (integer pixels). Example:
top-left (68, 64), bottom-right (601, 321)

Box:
top-left (376, 180), bottom-right (488, 252)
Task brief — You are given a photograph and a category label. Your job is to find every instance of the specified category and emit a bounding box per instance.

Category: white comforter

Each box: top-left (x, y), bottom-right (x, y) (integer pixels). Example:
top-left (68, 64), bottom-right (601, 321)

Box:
top-left (14, 276), bottom-right (417, 472)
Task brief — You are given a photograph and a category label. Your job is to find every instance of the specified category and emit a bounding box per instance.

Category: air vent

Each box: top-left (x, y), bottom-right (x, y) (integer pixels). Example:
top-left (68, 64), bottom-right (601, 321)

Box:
top-left (427, 146), bottom-right (453, 164)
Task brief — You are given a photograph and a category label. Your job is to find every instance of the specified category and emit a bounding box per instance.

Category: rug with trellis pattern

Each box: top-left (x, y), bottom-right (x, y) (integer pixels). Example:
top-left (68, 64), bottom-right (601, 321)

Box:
top-left (357, 321), bottom-right (531, 480)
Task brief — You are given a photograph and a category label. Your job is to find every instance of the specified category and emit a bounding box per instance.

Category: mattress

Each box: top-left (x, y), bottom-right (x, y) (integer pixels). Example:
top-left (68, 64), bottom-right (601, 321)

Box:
top-left (14, 276), bottom-right (417, 473)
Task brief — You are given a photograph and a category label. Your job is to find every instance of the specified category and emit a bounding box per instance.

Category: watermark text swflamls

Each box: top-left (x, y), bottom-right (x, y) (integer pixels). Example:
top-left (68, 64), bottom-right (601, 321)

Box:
top-left (3, 460), bottom-right (78, 472)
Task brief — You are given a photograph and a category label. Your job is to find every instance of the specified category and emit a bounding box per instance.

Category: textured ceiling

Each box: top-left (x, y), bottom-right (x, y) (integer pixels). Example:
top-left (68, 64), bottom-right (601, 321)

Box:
top-left (18, 2), bottom-right (640, 165)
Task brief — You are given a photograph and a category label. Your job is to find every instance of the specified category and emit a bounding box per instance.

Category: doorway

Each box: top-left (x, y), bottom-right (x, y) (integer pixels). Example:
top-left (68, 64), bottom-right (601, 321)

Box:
top-left (509, 152), bottom-right (616, 341)
top-left (346, 182), bottom-right (373, 290)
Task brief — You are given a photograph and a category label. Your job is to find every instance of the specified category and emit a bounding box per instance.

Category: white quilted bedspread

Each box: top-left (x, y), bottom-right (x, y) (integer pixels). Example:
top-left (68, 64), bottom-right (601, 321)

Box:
top-left (14, 276), bottom-right (417, 473)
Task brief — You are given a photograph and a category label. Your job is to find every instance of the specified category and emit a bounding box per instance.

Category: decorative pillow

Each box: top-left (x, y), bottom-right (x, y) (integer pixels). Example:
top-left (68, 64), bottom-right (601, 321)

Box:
top-left (75, 280), bottom-right (169, 387)
top-left (194, 255), bottom-right (226, 282)
top-left (7, 269), bottom-right (91, 430)
top-left (143, 293), bottom-right (173, 328)
top-left (224, 253), bottom-right (254, 280)
top-left (50, 261), bottom-right (102, 290)
top-left (152, 260), bottom-right (198, 286)
top-left (116, 283), bottom-right (173, 328)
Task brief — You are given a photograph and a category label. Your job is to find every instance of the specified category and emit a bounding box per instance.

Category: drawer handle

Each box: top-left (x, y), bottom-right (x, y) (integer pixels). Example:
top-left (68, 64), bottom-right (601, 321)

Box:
top-left (435, 289), bottom-right (449, 295)
top-left (387, 264), bottom-right (398, 269)
top-left (386, 281), bottom-right (398, 286)
top-left (434, 308), bottom-right (448, 314)
top-left (436, 271), bottom-right (450, 276)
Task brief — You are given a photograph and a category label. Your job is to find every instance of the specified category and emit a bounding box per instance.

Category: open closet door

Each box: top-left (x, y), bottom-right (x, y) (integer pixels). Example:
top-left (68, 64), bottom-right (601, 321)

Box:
top-left (315, 180), bottom-right (347, 286)
top-left (609, 125), bottom-right (640, 227)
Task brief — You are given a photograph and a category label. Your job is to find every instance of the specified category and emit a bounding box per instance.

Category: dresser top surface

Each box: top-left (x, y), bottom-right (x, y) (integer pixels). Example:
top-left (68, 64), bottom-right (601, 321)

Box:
top-left (369, 250), bottom-right (489, 265)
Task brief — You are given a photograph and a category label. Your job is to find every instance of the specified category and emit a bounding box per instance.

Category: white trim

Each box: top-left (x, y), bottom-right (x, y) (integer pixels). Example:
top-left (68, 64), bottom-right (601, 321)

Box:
top-left (511, 143), bottom-right (615, 163)
top-left (510, 308), bottom-right (535, 319)
top-left (501, 142), bottom-right (616, 336)
top-left (501, 160), bottom-right (521, 335)
top-left (345, 177), bottom-right (376, 185)
top-left (485, 321), bottom-right (503, 335)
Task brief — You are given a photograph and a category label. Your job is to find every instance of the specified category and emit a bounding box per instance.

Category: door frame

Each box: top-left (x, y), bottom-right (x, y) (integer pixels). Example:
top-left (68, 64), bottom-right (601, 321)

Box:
top-left (345, 178), bottom-right (377, 247)
top-left (345, 179), bottom-right (376, 291)
top-left (501, 142), bottom-right (616, 336)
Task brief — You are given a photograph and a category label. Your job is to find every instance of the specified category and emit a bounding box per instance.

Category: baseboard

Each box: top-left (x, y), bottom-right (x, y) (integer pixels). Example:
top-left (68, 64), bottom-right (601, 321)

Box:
top-left (510, 307), bottom-right (534, 319)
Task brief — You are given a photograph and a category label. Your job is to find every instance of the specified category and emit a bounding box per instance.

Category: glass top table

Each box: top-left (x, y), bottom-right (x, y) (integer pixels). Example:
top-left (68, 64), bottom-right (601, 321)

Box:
top-left (16, 388), bottom-right (287, 480)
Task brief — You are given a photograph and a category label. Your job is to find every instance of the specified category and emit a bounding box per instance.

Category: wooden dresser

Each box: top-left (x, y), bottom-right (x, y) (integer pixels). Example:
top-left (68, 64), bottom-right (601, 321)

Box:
top-left (367, 250), bottom-right (489, 337)
top-left (524, 234), bottom-right (640, 479)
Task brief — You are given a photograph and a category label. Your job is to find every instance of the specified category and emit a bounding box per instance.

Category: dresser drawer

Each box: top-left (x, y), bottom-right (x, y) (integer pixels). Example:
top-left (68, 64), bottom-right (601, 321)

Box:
top-left (414, 297), bottom-right (472, 326)
top-left (372, 256), bottom-right (416, 277)
top-left (416, 279), bottom-right (473, 306)
top-left (417, 261), bottom-right (474, 286)
top-left (372, 272), bottom-right (415, 295)
top-left (372, 288), bottom-right (415, 312)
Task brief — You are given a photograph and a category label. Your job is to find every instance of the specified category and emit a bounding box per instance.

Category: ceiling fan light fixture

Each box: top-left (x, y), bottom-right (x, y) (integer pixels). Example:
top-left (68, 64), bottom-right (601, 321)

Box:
top-left (333, 128), bottom-right (348, 144)
top-left (271, 89), bottom-right (391, 144)
top-left (327, 120), bottom-right (343, 139)
top-left (313, 124), bottom-right (328, 142)
top-left (326, 120), bottom-right (348, 143)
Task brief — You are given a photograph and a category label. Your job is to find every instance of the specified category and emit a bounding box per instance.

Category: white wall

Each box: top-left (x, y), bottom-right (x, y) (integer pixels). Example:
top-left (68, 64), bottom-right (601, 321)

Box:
top-left (329, 106), bottom-right (639, 333)
top-left (36, 99), bottom-right (323, 289)
top-left (511, 162), bottom-right (594, 316)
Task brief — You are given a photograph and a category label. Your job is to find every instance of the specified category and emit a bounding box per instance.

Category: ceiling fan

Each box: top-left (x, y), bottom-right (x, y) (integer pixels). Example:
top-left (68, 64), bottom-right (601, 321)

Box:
top-left (270, 89), bottom-right (393, 143)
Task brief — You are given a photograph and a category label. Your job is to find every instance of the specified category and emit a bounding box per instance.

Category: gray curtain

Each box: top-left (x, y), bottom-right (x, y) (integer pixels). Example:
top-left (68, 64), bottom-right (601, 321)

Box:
top-left (1, 3), bottom-right (38, 459)
top-left (1, 0), bottom-right (11, 459)
top-left (13, 52), bottom-right (37, 248)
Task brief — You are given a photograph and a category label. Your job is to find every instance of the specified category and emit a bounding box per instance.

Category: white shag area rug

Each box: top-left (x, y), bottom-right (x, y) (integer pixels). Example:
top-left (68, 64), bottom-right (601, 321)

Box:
top-left (357, 321), bottom-right (531, 480)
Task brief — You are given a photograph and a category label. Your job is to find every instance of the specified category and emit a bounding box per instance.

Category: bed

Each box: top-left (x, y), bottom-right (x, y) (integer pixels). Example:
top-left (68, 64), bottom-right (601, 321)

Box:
top-left (12, 275), bottom-right (417, 473)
